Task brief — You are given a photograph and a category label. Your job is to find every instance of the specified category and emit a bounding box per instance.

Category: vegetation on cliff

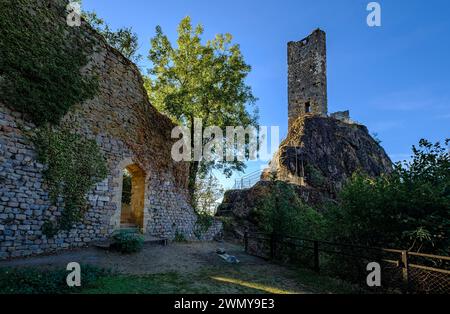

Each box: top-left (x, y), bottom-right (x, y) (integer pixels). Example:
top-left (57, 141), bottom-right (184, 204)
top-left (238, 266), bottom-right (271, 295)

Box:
top-left (252, 179), bottom-right (325, 240)
top-left (220, 138), bottom-right (449, 254)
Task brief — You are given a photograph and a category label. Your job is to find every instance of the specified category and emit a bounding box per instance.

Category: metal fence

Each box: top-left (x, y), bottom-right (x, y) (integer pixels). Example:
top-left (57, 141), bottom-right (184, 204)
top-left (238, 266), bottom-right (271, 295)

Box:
top-left (244, 232), bottom-right (450, 294)
top-left (233, 170), bottom-right (263, 189)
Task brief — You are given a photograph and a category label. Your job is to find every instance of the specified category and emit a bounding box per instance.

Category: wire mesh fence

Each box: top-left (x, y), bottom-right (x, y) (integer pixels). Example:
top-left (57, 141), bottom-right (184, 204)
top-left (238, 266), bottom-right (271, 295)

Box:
top-left (244, 232), bottom-right (450, 294)
top-left (233, 170), bottom-right (263, 189)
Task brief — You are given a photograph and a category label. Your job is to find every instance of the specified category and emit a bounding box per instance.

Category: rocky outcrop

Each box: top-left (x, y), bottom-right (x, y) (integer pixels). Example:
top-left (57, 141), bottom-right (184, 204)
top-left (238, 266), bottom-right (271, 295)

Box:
top-left (272, 114), bottom-right (393, 196)
top-left (217, 181), bottom-right (326, 239)
top-left (217, 114), bottom-right (392, 238)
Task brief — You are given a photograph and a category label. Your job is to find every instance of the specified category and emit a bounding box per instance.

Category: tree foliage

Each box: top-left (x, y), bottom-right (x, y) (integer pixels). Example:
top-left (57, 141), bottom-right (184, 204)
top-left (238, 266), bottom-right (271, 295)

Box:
top-left (324, 139), bottom-right (450, 254)
top-left (121, 169), bottom-right (132, 205)
top-left (83, 11), bottom-right (142, 63)
top-left (194, 173), bottom-right (224, 214)
top-left (145, 16), bottom-right (258, 196)
top-left (253, 180), bottom-right (325, 239)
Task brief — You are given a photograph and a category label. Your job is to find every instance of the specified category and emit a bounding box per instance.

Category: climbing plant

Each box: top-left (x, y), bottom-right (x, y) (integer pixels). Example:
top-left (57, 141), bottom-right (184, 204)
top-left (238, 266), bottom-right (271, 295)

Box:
top-left (0, 0), bottom-right (98, 126)
top-left (32, 127), bottom-right (108, 232)
top-left (0, 1), bottom-right (109, 235)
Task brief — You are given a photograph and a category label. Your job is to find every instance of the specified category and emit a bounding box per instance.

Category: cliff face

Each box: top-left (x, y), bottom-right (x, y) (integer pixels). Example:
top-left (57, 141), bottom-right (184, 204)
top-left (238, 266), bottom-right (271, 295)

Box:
top-left (218, 181), bottom-right (326, 238)
top-left (272, 114), bottom-right (393, 196)
top-left (217, 115), bottom-right (393, 238)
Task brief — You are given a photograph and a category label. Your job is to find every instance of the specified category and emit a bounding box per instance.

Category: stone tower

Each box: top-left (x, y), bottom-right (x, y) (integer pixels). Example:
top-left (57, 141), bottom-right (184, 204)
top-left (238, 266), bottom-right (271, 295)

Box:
top-left (288, 29), bottom-right (328, 129)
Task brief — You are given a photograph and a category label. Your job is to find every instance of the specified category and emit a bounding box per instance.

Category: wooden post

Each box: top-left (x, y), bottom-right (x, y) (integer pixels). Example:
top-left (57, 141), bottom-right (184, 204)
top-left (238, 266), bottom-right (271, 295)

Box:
top-left (313, 241), bottom-right (320, 273)
top-left (244, 231), bottom-right (248, 253)
top-left (401, 250), bottom-right (409, 293)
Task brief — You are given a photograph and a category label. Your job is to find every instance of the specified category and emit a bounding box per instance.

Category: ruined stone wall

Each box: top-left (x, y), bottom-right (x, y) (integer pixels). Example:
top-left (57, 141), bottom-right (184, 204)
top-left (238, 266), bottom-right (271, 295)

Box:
top-left (0, 1), bottom-right (221, 260)
top-left (330, 110), bottom-right (351, 124)
top-left (288, 29), bottom-right (327, 129)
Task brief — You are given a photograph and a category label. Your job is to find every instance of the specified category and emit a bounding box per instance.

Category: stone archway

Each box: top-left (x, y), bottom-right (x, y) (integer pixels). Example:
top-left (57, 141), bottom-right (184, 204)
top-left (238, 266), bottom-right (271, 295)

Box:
top-left (111, 158), bottom-right (148, 233)
top-left (120, 164), bottom-right (145, 229)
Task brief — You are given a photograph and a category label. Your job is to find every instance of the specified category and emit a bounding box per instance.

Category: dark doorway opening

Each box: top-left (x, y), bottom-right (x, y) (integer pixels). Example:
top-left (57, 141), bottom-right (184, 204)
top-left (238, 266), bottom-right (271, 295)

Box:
top-left (305, 102), bottom-right (311, 113)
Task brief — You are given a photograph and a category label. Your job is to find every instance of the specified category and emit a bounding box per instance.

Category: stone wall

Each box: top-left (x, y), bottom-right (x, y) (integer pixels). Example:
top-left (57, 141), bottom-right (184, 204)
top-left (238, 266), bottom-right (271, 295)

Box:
top-left (330, 110), bottom-right (352, 124)
top-left (288, 29), bottom-right (328, 129)
top-left (0, 1), bottom-right (221, 260)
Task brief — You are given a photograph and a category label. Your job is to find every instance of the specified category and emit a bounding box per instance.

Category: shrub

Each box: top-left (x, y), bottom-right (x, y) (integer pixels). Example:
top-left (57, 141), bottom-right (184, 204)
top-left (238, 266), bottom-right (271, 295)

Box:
top-left (305, 164), bottom-right (326, 188)
top-left (324, 138), bottom-right (450, 254)
top-left (41, 221), bottom-right (59, 238)
top-left (112, 230), bottom-right (145, 254)
top-left (194, 211), bottom-right (214, 239)
top-left (174, 231), bottom-right (187, 242)
top-left (252, 181), bottom-right (325, 239)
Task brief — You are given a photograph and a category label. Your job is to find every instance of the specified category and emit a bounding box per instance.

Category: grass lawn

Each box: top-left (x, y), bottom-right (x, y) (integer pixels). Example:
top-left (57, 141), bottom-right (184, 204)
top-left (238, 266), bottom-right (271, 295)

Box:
top-left (80, 266), bottom-right (359, 294)
top-left (0, 264), bottom-right (359, 294)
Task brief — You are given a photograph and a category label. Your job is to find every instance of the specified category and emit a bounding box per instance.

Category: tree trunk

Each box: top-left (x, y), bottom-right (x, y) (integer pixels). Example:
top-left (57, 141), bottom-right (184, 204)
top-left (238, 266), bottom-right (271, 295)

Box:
top-left (188, 160), bottom-right (199, 206)
top-left (188, 117), bottom-right (199, 206)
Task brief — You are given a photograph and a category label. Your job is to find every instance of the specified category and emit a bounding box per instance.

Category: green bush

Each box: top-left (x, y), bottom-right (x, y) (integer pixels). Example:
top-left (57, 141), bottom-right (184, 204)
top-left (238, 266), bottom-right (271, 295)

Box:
top-left (324, 139), bottom-right (450, 254)
top-left (194, 211), bottom-right (214, 239)
top-left (305, 164), bottom-right (326, 188)
top-left (41, 221), bottom-right (59, 238)
top-left (0, 265), bottom-right (108, 294)
top-left (252, 181), bottom-right (325, 239)
top-left (174, 231), bottom-right (187, 242)
top-left (112, 230), bottom-right (145, 254)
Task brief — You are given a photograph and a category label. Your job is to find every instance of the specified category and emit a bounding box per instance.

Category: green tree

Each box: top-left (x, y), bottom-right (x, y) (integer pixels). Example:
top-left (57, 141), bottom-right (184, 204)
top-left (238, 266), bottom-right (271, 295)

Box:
top-left (253, 180), bottom-right (325, 239)
top-left (194, 173), bottom-right (224, 214)
top-left (145, 17), bottom-right (258, 197)
top-left (325, 139), bottom-right (450, 254)
top-left (83, 11), bottom-right (142, 63)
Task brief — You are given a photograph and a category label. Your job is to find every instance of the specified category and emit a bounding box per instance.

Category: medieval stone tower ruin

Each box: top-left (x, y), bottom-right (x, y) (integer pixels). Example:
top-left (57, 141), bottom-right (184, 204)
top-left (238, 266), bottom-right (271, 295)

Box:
top-left (288, 29), bottom-right (328, 129)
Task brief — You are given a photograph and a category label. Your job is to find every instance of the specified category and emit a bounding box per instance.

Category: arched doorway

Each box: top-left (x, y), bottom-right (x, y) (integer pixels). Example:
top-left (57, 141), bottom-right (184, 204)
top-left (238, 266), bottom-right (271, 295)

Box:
top-left (120, 164), bottom-right (145, 229)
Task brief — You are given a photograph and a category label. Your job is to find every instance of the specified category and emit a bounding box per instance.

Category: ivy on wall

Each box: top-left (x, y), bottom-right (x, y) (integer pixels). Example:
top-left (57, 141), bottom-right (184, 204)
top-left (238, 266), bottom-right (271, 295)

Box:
top-left (33, 127), bottom-right (108, 232)
top-left (0, 0), bottom-right (109, 235)
top-left (0, 0), bottom-right (98, 126)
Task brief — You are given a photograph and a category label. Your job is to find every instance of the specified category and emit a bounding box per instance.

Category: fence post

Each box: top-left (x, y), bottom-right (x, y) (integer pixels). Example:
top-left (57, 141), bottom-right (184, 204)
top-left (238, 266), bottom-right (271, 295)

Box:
top-left (244, 231), bottom-right (248, 253)
top-left (401, 250), bottom-right (409, 293)
top-left (313, 241), bottom-right (320, 273)
top-left (270, 233), bottom-right (276, 260)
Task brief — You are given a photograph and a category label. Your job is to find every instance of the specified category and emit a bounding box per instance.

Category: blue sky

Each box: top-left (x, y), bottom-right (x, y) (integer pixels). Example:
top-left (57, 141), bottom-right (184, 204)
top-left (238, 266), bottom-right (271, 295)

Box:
top-left (83, 0), bottom-right (450, 189)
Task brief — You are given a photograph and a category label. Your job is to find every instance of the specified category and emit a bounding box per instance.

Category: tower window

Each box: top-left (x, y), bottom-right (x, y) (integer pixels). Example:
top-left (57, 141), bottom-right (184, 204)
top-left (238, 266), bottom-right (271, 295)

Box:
top-left (305, 102), bottom-right (311, 113)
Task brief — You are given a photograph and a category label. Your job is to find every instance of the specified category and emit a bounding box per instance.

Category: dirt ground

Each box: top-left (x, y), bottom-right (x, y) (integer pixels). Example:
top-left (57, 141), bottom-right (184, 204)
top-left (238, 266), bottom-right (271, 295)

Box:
top-left (0, 241), bottom-right (321, 293)
top-left (0, 242), bottom-right (250, 274)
